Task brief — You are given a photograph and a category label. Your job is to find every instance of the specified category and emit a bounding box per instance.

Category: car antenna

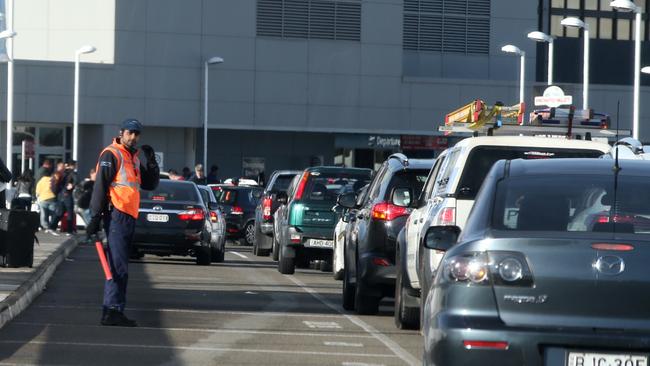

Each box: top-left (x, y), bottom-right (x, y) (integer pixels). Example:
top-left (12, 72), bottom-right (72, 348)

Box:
top-left (611, 100), bottom-right (621, 234)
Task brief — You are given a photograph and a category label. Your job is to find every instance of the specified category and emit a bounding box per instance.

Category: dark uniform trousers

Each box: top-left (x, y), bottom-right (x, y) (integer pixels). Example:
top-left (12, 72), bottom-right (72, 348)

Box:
top-left (103, 209), bottom-right (136, 312)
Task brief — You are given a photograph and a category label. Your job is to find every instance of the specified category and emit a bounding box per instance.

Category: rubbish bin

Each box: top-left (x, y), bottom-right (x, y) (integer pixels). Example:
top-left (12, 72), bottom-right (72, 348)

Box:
top-left (0, 209), bottom-right (39, 267)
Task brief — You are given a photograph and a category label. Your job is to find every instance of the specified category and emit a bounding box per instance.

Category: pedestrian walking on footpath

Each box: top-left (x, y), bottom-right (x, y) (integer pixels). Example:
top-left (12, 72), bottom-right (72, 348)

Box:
top-left (58, 161), bottom-right (78, 235)
top-left (49, 161), bottom-right (65, 229)
top-left (35, 159), bottom-right (52, 183)
top-left (36, 169), bottom-right (59, 234)
top-left (86, 118), bottom-right (159, 327)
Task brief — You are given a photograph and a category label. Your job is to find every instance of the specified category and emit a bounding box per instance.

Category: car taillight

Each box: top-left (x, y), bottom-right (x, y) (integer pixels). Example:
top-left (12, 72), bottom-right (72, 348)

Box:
top-left (596, 214), bottom-right (635, 223)
top-left (231, 206), bottom-right (244, 215)
top-left (294, 172), bottom-right (309, 200)
top-left (210, 211), bottom-right (218, 223)
top-left (435, 207), bottom-right (455, 225)
top-left (263, 197), bottom-right (272, 220)
top-left (178, 209), bottom-right (205, 221)
top-left (371, 202), bottom-right (408, 221)
top-left (441, 251), bottom-right (533, 287)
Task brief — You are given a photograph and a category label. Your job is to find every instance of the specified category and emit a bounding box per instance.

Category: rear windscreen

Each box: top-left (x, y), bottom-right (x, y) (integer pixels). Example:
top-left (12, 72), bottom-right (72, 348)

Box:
top-left (302, 172), bottom-right (372, 204)
top-left (384, 169), bottom-right (429, 201)
top-left (457, 147), bottom-right (603, 200)
top-left (492, 174), bottom-right (650, 234)
top-left (219, 188), bottom-right (262, 207)
top-left (141, 181), bottom-right (199, 202)
top-left (271, 174), bottom-right (297, 192)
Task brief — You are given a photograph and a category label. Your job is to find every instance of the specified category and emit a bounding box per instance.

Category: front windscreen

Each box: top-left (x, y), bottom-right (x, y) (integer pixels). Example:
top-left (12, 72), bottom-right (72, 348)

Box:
top-left (457, 146), bottom-right (603, 199)
top-left (302, 172), bottom-right (372, 204)
top-left (141, 181), bottom-right (199, 203)
top-left (492, 174), bottom-right (650, 234)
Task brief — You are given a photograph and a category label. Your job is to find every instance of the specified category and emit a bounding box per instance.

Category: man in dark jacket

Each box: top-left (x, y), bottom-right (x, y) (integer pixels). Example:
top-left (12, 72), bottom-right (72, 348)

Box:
top-left (57, 161), bottom-right (78, 235)
top-left (86, 118), bottom-right (159, 327)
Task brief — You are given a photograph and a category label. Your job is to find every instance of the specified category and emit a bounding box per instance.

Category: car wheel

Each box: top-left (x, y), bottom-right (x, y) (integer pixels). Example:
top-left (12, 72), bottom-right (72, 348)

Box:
top-left (354, 258), bottom-right (380, 315)
top-left (342, 256), bottom-right (355, 310)
top-left (243, 222), bottom-right (255, 246)
top-left (212, 246), bottom-right (225, 263)
top-left (278, 244), bottom-right (295, 275)
top-left (253, 224), bottom-right (271, 257)
top-left (394, 257), bottom-right (420, 329)
top-left (319, 260), bottom-right (333, 272)
top-left (272, 234), bottom-right (279, 261)
top-left (196, 246), bottom-right (211, 266)
top-left (333, 243), bottom-right (343, 280)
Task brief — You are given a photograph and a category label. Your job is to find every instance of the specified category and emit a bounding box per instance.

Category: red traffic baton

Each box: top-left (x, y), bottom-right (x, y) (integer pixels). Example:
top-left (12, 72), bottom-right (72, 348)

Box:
top-left (95, 241), bottom-right (113, 281)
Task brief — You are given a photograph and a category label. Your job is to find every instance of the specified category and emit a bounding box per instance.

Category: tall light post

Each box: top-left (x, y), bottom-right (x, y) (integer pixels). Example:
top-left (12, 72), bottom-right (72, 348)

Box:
top-left (561, 17), bottom-right (590, 109)
top-left (4, 0), bottom-right (15, 176)
top-left (527, 31), bottom-right (554, 86)
top-left (203, 56), bottom-right (224, 170)
top-left (611, 0), bottom-right (642, 139)
top-left (73, 45), bottom-right (96, 162)
top-left (501, 44), bottom-right (526, 103)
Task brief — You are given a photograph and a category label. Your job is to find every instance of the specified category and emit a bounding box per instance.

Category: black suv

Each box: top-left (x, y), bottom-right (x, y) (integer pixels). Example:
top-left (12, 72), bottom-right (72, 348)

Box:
top-left (338, 154), bottom-right (433, 314)
top-left (215, 186), bottom-right (263, 245)
top-left (253, 170), bottom-right (301, 257)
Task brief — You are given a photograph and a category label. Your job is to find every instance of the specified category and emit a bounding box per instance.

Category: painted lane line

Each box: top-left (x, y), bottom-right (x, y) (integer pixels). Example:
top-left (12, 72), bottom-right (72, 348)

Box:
top-left (303, 320), bottom-right (342, 329)
top-left (0, 340), bottom-right (398, 358)
top-left (230, 251), bottom-right (247, 259)
top-left (288, 276), bottom-right (420, 366)
top-left (34, 305), bottom-right (341, 318)
top-left (324, 341), bottom-right (364, 348)
top-left (342, 363), bottom-right (385, 366)
top-left (13, 321), bottom-right (375, 339)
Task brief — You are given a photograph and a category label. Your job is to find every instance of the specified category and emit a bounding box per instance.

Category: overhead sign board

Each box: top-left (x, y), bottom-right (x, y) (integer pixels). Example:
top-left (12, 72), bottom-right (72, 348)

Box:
top-left (535, 86), bottom-right (572, 108)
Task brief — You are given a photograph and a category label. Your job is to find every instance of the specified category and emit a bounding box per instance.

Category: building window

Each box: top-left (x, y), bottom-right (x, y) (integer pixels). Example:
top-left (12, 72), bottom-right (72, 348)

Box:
top-left (403, 0), bottom-right (491, 54)
top-left (256, 0), bottom-right (361, 41)
top-left (550, 0), bottom-right (648, 40)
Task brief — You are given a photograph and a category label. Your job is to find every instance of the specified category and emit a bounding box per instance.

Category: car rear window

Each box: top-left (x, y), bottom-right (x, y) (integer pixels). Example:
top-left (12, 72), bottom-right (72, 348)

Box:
top-left (384, 169), bottom-right (429, 201)
top-left (141, 181), bottom-right (199, 203)
top-left (492, 174), bottom-right (650, 234)
top-left (271, 174), bottom-right (297, 192)
top-left (301, 172), bottom-right (372, 204)
top-left (456, 146), bottom-right (603, 200)
top-left (219, 188), bottom-right (262, 207)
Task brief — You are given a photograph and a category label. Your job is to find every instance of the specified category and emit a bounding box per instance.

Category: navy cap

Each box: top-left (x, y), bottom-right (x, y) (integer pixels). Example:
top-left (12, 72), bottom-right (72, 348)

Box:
top-left (120, 118), bottom-right (142, 132)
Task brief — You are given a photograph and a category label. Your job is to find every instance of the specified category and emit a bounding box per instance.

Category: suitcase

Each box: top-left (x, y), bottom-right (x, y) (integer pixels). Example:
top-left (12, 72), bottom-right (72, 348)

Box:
top-left (60, 210), bottom-right (77, 233)
top-left (0, 209), bottom-right (39, 267)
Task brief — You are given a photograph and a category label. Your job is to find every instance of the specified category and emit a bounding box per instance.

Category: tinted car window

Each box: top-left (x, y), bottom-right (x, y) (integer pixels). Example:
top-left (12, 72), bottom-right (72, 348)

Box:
top-left (141, 181), bottom-right (199, 203)
top-left (271, 175), bottom-right (296, 192)
top-left (493, 174), bottom-right (650, 234)
top-left (457, 147), bottom-right (604, 200)
top-left (302, 172), bottom-right (372, 204)
top-left (219, 188), bottom-right (262, 207)
top-left (384, 169), bottom-right (429, 201)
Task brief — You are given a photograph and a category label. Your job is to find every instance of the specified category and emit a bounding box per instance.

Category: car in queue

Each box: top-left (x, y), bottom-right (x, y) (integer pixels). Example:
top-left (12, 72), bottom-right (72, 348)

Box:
top-left (132, 180), bottom-right (213, 265)
top-left (397, 136), bottom-right (611, 330)
top-left (197, 185), bottom-right (226, 262)
top-left (216, 185), bottom-right (263, 245)
top-left (252, 170), bottom-right (301, 257)
top-left (274, 166), bottom-right (372, 275)
top-left (422, 158), bottom-right (650, 366)
top-left (332, 184), bottom-right (368, 281)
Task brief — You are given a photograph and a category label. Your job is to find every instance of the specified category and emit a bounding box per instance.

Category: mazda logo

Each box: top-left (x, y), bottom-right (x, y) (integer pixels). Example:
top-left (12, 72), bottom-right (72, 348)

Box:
top-left (593, 256), bottom-right (625, 276)
top-left (153, 205), bottom-right (163, 211)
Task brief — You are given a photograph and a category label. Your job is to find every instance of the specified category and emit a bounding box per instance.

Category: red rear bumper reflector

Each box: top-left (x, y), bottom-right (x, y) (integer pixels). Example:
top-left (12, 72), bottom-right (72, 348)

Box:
top-left (591, 243), bottom-right (634, 251)
top-left (463, 341), bottom-right (509, 350)
top-left (371, 257), bottom-right (391, 267)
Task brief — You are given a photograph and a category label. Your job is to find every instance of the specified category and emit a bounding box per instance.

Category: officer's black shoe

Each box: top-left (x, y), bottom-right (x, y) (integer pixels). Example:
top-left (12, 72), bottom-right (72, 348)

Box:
top-left (100, 309), bottom-right (138, 327)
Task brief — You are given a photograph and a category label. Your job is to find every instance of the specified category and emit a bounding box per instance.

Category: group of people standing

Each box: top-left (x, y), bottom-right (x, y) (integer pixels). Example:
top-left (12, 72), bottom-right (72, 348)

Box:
top-left (167, 163), bottom-right (219, 185)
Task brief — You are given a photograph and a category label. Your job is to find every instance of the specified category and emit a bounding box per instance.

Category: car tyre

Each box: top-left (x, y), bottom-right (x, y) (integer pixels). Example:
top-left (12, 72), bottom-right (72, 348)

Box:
top-left (196, 246), bottom-right (212, 266)
top-left (272, 234), bottom-right (279, 261)
top-left (212, 246), bottom-right (225, 263)
top-left (394, 259), bottom-right (420, 329)
top-left (240, 222), bottom-right (255, 246)
top-left (253, 224), bottom-right (271, 257)
top-left (319, 260), bottom-right (333, 272)
top-left (333, 243), bottom-right (343, 280)
top-left (342, 256), bottom-right (355, 310)
top-left (278, 245), bottom-right (295, 274)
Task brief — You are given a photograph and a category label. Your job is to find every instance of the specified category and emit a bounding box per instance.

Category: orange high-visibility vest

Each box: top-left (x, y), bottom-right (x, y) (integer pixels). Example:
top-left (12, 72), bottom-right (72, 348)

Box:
top-left (98, 139), bottom-right (141, 219)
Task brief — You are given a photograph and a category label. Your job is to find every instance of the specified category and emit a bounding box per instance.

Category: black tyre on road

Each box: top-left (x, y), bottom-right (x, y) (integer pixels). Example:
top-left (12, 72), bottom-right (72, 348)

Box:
top-left (240, 221), bottom-right (256, 246)
top-left (342, 255), bottom-right (355, 310)
top-left (272, 233), bottom-right (280, 261)
top-left (278, 244), bottom-right (295, 274)
top-left (253, 223), bottom-right (271, 257)
top-left (196, 245), bottom-right (212, 266)
top-left (212, 246), bottom-right (225, 263)
top-left (354, 258), bottom-right (380, 315)
top-left (394, 254), bottom-right (419, 329)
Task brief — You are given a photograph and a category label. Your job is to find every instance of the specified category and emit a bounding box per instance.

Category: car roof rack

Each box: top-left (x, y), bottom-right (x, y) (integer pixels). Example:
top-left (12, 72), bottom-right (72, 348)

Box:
top-left (388, 153), bottom-right (409, 167)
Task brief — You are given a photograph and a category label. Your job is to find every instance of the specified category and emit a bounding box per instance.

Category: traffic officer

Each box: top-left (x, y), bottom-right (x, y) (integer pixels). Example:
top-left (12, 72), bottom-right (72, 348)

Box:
top-left (86, 118), bottom-right (159, 327)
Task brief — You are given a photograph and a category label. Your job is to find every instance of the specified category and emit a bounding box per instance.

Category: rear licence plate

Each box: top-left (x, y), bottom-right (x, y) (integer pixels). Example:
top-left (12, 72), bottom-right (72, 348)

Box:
top-left (567, 352), bottom-right (648, 366)
top-left (146, 214), bottom-right (169, 223)
top-left (308, 239), bottom-right (334, 248)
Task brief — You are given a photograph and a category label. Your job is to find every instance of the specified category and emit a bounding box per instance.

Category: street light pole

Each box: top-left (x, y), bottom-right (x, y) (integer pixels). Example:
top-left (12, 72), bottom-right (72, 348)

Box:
top-left (561, 17), bottom-right (590, 109)
top-left (5, 0), bottom-right (14, 176)
top-left (610, 0), bottom-right (642, 139)
top-left (527, 31), bottom-right (554, 86)
top-left (73, 45), bottom-right (96, 162)
top-left (203, 56), bottom-right (224, 171)
top-left (501, 45), bottom-right (526, 104)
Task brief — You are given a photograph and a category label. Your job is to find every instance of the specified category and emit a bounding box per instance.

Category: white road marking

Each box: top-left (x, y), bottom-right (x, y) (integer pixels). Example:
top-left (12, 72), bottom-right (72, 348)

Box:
top-left (34, 304), bottom-right (342, 318)
top-left (324, 341), bottom-right (364, 348)
top-left (244, 291), bottom-right (258, 295)
top-left (13, 321), bottom-right (374, 339)
top-left (288, 276), bottom-right (420, 366)
top-left (0, 340), bottom-right (398, 358)
top-left (342, 363), bottom-right (385, 366)
top-left (230, 251), bottom-right (247, 259)
top-left (303, 321), bottom-right (342, 329)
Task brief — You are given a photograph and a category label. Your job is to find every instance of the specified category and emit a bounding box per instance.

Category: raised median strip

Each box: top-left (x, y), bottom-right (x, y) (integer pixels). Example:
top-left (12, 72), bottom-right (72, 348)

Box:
top-left (0, 234), bottom-right (78, 330)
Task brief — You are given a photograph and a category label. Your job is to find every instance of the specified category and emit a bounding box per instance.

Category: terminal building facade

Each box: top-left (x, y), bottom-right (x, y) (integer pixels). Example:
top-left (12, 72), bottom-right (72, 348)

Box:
top-left (0, 0), bottom-right (648, 179)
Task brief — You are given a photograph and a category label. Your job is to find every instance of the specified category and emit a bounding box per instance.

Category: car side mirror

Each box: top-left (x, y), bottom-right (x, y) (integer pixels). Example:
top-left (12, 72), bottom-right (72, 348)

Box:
top-left (337, 192), bottom-right (357, 209)
top-left (424, 226), bottom-right (461, 251)
top-left (276, 192), bottom-right (288, 204)
top-left (391, 187), bottom-right (413, 207)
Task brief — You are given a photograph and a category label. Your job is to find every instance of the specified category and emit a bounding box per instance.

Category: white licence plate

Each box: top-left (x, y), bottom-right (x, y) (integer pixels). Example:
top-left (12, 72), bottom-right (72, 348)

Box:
top-left (567, 352), bottom-right (648, 366)
top-left (146, 214), bottom-right (169, 223)
top-left (308, 239), bottom-right (334, 248)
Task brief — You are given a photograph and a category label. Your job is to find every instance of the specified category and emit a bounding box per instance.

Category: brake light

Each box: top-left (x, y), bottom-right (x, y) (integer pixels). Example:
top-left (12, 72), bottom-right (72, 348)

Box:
top-left (294, 172), bottom-right (309, 200)
top-left (231, 206), bottom-right (244, 215)
top-left (263, 197), bottom-right (272, 220)
top-left (371, 202), bottom-right (408, 221)
top-left (210, 211), bottom-right (218, 223)
top-left (437, 207), bottom-right (455, 225)
top-left (178, 209), bottom-right (205, 221)
top-left (463, 341), bottom-right (509, 350)
top-left (596, 214), bottom-right (635, 223)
